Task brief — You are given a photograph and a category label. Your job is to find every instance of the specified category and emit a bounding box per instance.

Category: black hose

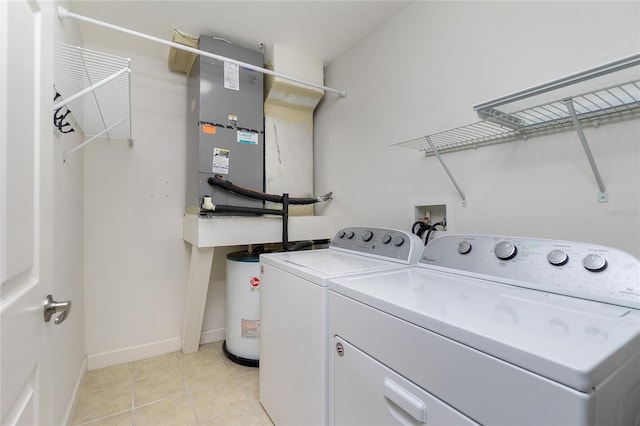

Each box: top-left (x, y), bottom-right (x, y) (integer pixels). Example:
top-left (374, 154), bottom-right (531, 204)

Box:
top-left (288, 239), bottom-right (331, 251)
top-left (413, 222), bottom-right (432, 245)
top-left (412, 220), bottom-right (425, 235)
top-left (289, 240), bottom-right (314, 251)
top-left (412, 219), bottom-right (447, 246)
top-left (249, 245), bottom-right (266, 256)
top-left (413, 223), bottom-right (432, 244)
top-left (282, 193), bottom-right (289, 251)
top-left (208, 176), bottom-right (332, 205)
top-left (424, 226), bottom-right (436, 245)
top-left (209, 204), bottom-right (284, 216)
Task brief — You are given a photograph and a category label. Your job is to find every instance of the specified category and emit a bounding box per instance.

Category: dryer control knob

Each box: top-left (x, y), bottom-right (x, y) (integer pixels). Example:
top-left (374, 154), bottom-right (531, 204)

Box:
top-left (346, 231), bottom-right (355, 239)
top-left (394, 236), bottom-right (405, 246)
top-left (362, 230), bottom-right (373, 242)
top-left (582, 254), bottom-right (608, 272)
top-left (382, 234), bottom-right (392, 244)
top-left (338, 230), bottom-right (346, 238)
top-left (458, 241), bottom-right (472, 255)
top-left (494, 241), bottom-right (517, 260)
top-left (547, 249), bottom-right (569, 266)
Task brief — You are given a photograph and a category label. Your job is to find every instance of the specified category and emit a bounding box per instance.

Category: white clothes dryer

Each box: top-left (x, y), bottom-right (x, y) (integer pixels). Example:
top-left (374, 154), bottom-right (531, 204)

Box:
top-left (329, 234), bottom-right (640, 425)
top-left (259, 227), bottom-right (423, 426)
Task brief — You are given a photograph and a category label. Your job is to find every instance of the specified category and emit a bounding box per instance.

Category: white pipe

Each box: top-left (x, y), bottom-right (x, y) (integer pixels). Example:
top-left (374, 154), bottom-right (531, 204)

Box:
top-left (57, 6), bottom-right (348, 98)
top-left (53, 66), bottom-right (129, 110)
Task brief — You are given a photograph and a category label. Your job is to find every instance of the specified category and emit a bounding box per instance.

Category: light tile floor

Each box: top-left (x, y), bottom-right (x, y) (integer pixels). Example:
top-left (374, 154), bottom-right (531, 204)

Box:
top-left (73, 341), bottom-right (274, 426)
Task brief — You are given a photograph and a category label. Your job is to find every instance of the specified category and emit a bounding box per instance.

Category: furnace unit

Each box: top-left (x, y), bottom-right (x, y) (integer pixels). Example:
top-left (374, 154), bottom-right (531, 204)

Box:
top-left (186, 36), bottom-right (264, 215)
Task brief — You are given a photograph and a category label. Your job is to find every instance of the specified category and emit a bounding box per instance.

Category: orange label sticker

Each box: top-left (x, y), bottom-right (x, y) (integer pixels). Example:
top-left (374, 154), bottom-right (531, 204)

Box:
top-left (202, 124), bottom-right (216, 134)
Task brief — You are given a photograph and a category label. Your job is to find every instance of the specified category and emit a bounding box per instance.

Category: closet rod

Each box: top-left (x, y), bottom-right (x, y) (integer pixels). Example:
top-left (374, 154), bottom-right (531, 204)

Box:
top-left (53, 66), bottom-right (129, 110)
top-left (64, 116), bottom-right (130, 160)
top-left (57, 6), bottom-right (348, 98)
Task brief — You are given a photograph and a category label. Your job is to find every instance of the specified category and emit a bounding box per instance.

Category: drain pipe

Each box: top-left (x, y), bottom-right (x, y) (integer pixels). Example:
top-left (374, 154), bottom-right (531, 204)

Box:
top-left (282, 193), bottom-right (289, 251)
top-left (208, 195), bottom-right (290, 251)
top-left (205, 179), bottom-right (329, 251)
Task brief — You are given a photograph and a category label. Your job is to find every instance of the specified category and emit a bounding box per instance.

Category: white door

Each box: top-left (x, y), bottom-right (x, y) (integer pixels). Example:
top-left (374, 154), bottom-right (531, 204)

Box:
top-left (1, 1), bottom-right (55, 424)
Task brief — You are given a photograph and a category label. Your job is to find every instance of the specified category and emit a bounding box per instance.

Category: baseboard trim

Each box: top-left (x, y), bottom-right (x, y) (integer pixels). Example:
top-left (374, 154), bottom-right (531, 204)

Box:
top-left (86, 331), bottom-right (226, 370)
top-left (60, 356), bottom-right (87, 425)
top-left (200, 327), bottom-right (225, 345)
top-left (86, 337), bottom-right (181, 370)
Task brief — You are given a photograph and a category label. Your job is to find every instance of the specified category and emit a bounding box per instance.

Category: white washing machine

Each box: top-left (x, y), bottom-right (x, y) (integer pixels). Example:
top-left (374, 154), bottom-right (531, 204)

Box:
top-left (329, 234), bottom-right (640, 425)
top-left (259, 227), bottom-right (424, 426)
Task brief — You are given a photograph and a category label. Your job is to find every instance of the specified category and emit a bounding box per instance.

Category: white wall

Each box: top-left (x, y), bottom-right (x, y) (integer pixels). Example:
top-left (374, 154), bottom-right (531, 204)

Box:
top-left (80, 47), bottom-right (248, 365)
top-left (315, 1), bottom-right (640, 258)
top-left (82, 49), bottom-right (194, 367)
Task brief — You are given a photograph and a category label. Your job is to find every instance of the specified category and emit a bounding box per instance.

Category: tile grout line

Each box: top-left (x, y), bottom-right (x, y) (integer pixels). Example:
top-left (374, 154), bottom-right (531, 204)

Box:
top-left (179, 348), bottom-right (201, 425)
top-left (75, 361), bottom-right (136, 426)
top-left (234, 372), bottom-right (267, 426)
top-left (130, 362), bottom-right (136, 425)
top-left (76, 408), bottom-right (133, 426)
top-left (76, 342), bottom-right (269, 426)
top-left (198, 342), bottom-right (264, 425)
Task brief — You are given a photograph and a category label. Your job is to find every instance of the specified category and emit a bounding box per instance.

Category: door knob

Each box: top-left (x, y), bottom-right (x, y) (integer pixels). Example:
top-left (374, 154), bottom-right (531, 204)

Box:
top-left (43, 295), bottom-right (72, 325)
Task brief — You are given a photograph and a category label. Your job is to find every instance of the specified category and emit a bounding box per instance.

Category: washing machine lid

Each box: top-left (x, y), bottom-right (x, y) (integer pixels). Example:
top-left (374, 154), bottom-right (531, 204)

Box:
top-left (260, 249), bottom-right (409, 286)
top-left (329, 267), bottom-right (640, 392)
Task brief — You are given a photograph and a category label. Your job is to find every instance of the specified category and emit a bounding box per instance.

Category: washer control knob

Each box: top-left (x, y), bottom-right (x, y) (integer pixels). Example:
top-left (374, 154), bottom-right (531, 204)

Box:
top-left (494, 241), bottom-right (517, 260)
top-left (338, 230), bottom-right (346, 238)
top-left (382, 234), bottom-right (392, 244)
top-left (362, 230), bottom-right (373, 242)
top-left (582, 254), bottom-right (608, 272)
top-left (346, 231), bottom-right (355, 239)
top-left (394, 236), bottom-right (405, 247)
top-left (457, 241), bottom-right (472, 255)
top-left (547, 249), bottom-right (569, 266)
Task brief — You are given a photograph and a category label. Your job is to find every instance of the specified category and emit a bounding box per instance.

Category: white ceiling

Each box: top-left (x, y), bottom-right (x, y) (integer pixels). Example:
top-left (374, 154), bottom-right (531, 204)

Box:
top-left (66, 1), bottom-right (410, 65)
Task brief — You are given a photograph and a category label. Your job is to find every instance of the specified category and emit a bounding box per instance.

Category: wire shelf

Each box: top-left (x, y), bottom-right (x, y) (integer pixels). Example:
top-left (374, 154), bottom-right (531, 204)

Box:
top-left (54, 43), bottom-right (132, 158)
top-left (393, 53), bottom-right (640, 157)
top-left (392, 53), bottom-right (640, 205)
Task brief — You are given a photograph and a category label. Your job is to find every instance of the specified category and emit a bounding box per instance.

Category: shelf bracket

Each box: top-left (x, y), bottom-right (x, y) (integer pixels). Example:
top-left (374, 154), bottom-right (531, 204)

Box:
top-left (52, 66), bottom-right (129, 111)
top-left (476, 107), bottom-right (525, 130)
top-left (425, 137), bottom-right (467, 207)
top-left (562, 99), bottom-right (608, 203)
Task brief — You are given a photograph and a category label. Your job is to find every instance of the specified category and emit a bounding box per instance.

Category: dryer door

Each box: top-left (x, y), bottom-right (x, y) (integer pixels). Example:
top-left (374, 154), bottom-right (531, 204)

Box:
top-left (331, 336), bottom-right (478, 425)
